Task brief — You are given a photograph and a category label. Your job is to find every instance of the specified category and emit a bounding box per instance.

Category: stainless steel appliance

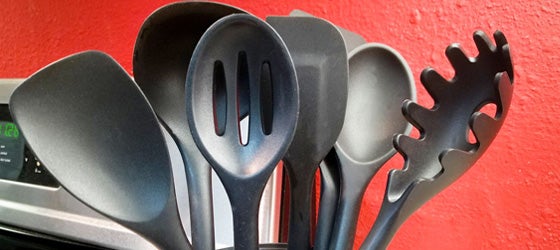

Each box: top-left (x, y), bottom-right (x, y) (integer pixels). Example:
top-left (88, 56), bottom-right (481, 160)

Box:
top-left (0, 79), bottom-right (283, 249)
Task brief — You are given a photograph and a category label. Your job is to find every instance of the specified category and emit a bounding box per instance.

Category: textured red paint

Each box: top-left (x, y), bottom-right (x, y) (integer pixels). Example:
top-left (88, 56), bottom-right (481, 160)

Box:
top-left (0, 0), bottom-right (557, 249)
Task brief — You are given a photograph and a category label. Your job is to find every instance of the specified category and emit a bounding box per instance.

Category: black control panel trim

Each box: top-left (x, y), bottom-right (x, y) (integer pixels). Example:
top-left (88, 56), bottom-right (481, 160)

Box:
top-left (0, 222), bottom-right (109, 249)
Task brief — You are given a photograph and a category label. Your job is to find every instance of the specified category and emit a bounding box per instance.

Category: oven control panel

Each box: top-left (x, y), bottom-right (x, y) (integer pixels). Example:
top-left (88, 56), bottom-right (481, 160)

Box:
top-left (0, 104), bottom-right (58, 187)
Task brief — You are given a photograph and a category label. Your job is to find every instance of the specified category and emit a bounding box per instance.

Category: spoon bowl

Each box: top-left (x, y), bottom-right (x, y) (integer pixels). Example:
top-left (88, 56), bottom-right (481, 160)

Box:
top-left (336, 44), bottom-right (414, 162)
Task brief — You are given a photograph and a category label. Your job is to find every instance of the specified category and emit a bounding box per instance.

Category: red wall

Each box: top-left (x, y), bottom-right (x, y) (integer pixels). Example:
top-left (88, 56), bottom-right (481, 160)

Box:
top-left (0, 0), bottom-right (557, 249)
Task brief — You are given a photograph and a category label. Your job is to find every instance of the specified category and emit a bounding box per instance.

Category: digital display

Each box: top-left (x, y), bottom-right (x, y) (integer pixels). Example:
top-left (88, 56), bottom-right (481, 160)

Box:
top-left (0, 121), bottom-right (24, 180)
top-left (0, 104), bottom-right (57, 186)
top-left (0, 122), bottom-right (19, 139)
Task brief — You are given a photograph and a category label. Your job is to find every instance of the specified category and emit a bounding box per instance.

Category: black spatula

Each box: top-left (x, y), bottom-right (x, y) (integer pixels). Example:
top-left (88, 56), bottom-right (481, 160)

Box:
top-left (10, 51), bottom-right (191, 250)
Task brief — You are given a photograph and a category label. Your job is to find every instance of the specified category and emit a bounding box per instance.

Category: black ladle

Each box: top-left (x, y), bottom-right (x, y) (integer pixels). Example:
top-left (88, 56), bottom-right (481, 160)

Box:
top-left (9, 51), bottom-right (191, 250)
top-left (133, 2), bottom-right (246, 249)
top-left (186, 14), bottom-right (299, 250)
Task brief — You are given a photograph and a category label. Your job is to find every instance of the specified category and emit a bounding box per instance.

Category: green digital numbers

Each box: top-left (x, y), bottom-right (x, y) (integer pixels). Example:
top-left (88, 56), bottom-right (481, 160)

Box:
top-left (0, 122), bottom-right (19, 139)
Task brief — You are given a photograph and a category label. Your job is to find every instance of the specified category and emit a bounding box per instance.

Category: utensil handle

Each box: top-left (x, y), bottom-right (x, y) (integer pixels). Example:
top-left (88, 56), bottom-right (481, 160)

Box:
top-left (359, 199), bottom-right (403, 250)
top-left (328, 185), bottom-right (367, 250)
top-left (360, 180), bottom-right (418, 250)
top-left (228, 184), bottom-right (263, 250)
top-left (185, 160), bottom-right (215, 250)
top-left (284, 161), bottom-right (316, 250)
top-left (134, 184), bottom-right (193, 250)
top-left (359, 212), bottom-right (398, 249)
top-left (329, 153), bottom-right (392, 250)
top-left (314, 149), bottom-right (341, 250)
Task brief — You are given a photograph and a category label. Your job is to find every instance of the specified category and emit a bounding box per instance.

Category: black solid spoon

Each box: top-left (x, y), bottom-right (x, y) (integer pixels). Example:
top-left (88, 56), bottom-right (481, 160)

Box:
top-left (9, 51), bottom-right (191, 250)
top-left (133, 3), bottom-right (246, 249)
top-left (186, 14), bottom-right (299, 250)
top-left (328, 43), bottom-right (415, 250)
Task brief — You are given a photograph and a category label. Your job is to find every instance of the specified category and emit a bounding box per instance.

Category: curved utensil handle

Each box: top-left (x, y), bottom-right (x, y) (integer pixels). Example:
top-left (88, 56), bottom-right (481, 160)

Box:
top-left (284, 160), bottom-right (316, 250)
top-left (226, 182), bottom-right (266, 250)
top-left (328, 156), bottom-right (388, 250)
top-left (136, 186), bottom-right (194, 250)
top-left (328, 183), bottom-right (368, 250)
top-left (358, 191), bottom-right (407, 250)
top-left (314, 149), bottom-right (341, 250)
top-left (180, 147), bottom-right (215, 250)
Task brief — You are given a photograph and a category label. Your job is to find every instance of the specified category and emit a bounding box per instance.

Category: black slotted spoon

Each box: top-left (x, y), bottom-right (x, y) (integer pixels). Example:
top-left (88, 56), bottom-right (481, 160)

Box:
top-left (186, 14), bottom-right (299, 250)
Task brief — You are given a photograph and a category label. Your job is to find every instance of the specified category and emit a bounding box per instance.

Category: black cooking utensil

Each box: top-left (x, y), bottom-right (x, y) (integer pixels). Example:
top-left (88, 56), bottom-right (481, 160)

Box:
top-left (280, 13), bottom-right (368, 249)
top-left (186, 14), bottom-right (299, 250)
top-left (132, 2), bottom-right (246, 249)
top-left (9, 51), bottom-right (191, 250)
top-left (328, 43), bottom-right (416, 250)
top-left (266, 16), bottom-right (348, 250)
top-left (314, 148), bottom-right (342, 250)
top-left (361, 30), bottom-right (514, 250)
top-left (288, 9), bottom-right (366, 53)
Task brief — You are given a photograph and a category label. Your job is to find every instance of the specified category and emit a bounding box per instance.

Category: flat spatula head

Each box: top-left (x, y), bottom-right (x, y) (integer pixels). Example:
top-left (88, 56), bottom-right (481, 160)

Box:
top-left (9, 51), bottom-right (171, 223)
